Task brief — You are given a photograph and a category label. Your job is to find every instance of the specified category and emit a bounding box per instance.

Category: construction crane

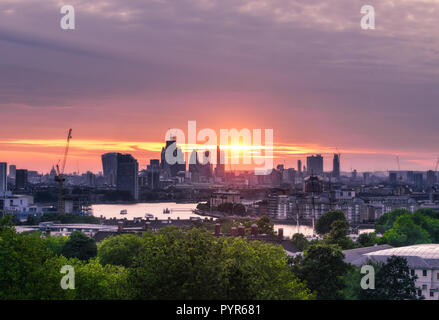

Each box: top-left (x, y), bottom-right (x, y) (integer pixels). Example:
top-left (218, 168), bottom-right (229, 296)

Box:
top-left (396, 155), bottom-right (403, 183)
top-left (435, 157), bottom-right (439, 173)
top-left (55, 129), bottom-right (72, 215)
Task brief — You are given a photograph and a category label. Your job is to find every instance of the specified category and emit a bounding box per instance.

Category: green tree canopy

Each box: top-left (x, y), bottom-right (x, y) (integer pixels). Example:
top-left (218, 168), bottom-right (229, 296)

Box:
top-left (98, 234), bottom-right (143, 267)
top-left (129, 227), bottom-right (313, 300)
top-left (61, 231), bottom-right (97, 261)
top-left (358, 256), bottom-right (419, 300)
top-left (315, 210), bottom-right (347, 235)
top-left (291, 242), bottom-right (350, 299)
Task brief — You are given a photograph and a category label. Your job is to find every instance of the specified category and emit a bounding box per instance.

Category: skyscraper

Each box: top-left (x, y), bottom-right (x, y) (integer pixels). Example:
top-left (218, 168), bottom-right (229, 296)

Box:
top-left (101, 152), bottom-right (119, 185)
top-left (426, 170), bottom-right (436, 187)
top-left (116, 154), bottom-right (139, 200)
top-left (215, 145), bottom-right (225, 178)
top-left (8, 164), bottom-right (16, 179)
top-left (160, 136), bottom-right (186, 177)
top-left (332, 154), bottom-right (340, 178)
top-left (297, 160), bottom-right (302, 174)
top-left (306, 154), bottom-right (323, 176)
top-left (15, 169), bottom-right (28, 190)
top-left (147, 159), bottom-right (160, 189)
top-left (0, 162), bottom-right (7, 193)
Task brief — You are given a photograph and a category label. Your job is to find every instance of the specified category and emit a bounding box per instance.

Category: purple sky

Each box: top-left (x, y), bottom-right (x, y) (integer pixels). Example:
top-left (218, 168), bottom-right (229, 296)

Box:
top-left (0, 0), bottom-right (438, 173)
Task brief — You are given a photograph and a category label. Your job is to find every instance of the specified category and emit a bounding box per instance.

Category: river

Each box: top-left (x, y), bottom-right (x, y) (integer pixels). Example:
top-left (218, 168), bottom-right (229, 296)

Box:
top-left (92, 203), bottom-right (374, 239)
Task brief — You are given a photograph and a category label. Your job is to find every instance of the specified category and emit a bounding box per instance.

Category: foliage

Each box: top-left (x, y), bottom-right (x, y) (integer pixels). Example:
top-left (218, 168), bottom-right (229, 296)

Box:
top-left (61, 231), bottom-right (97, 261)
top-left (129, 227), bottom-right (314, 300)
top-left (196, 202), bottom-right (210, 211)
top-left (357, 232), bottom-right (379, 247)
top-left (98, 234), bottom-right (143, 267)
top-left (291, 242), bottom-right (350, 299)
top-left (375, 209), bottom-right (410, 234)
top-left (291, 233), bottom-right (309, 251)
top-left (323, 220), bottom-right (355, 250)
top-left (217, 202), bottom-right (246, 216)
top-left (358, 256), bottom-right (419, 300)
top-left (44, 235), bottom-right (69, 256)
top-left (315, 210), bottom-right (347, 235)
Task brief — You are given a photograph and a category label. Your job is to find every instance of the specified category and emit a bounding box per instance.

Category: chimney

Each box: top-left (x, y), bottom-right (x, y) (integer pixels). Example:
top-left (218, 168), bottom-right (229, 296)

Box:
top-left (231, 227), bottom-right (237, 236)
top-left (144, 222), bottom-right (150, 231)
top-left (118, 221), bottom-right (124, 233)
top-left (251, 224), bottom-right (258, 237)
top-left (278, 228), bottom-right (284, 240)
top-left (214, 223), bottom-right (221, 236)
top-left (238, 225), bottom-right (245, 237)
top-left (177, 216), bottom-right (180, 220)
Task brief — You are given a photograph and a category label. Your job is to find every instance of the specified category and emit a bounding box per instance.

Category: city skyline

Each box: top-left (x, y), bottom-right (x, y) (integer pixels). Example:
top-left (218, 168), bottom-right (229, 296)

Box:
top-left (1, 0), bottom-right (439, 172)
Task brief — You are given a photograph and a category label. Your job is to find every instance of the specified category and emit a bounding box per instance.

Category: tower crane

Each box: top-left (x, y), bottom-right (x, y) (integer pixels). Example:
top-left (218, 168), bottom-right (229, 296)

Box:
top-left (55, 129), bottom-right (72, 215)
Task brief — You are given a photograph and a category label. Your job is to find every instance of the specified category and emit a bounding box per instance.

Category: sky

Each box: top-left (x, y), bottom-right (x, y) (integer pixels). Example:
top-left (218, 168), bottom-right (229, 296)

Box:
top-left (0, 0), bottom-right (439, 173)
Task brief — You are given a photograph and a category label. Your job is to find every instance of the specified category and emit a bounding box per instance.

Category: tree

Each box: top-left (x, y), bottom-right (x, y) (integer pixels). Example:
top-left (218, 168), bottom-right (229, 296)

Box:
top-left (324, 220), bottom-right (355, 250)
top-left (375, 209), bottom-right (410, 234)
top-left (315, 210), bottom-right (347, 235)
top-left (382, 214), bottom-right (431, 247)
top-left (98, 234), bottom-right (143, 267)
top-left (357, 232), bottom-right (379, 247)
top-left (291, 243), bottom-right (349, 299)
top-left (256, 216), bottom-right (274, 236)
top-left (129, 227), bottom-right (313, 300)
top-left (291, 233), bottom-right (309, 251)
top-left (61, 231), bottom-right (97, 261)
top-left (359, 256), bottom-right (419, 300)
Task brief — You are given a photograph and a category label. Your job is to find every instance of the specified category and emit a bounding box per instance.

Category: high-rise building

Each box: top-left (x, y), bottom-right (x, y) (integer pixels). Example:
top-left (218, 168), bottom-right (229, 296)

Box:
top-left (389, 172), bottom-right (397, 185)
top-left (101, 153), bottom-right (119, 186)
top-left (414, 173), bottom-right (423, 189)
top-left (161, 136), bottom-right (186, 177)
top-left (426, 170), bottom-right (436, 187)
top-left (306, 154), bottom-right (323, 176)
top-left (116, 154), bottom-right (139, 200)
top-left (297, 160), bottom-right (302, 175)
top-left (8, 164), bottom-right (16, 179)
top-left (15, 169), bottom-right (28, 190)
top-left (332, 154), bottom-right (340, 178)
top-left (215, 145), bottom-right (225, 178)
top-left (363, 172), bottom-right (370, 185)
top-left (0, 162), bottom-right (7, 193)
top-left (146, 159), bottom-right (160, 189)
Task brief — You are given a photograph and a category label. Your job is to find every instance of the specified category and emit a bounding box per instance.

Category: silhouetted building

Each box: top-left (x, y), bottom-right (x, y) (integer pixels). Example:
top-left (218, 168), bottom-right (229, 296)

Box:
top-left (15, 169), bottom-right (28, 190)
top-left (0, 162), bottom-right (7, 193)
top-left (116, 154), bottom-right (139, 200)
top-left (389, 172), bottom-right (397, 185)
top-left (414, 173), bottom-right (423, 189)
top-left (304, 175), bottom-right (323, 193)
top-left (215, 145), bottom-right (225, 178)
top-left (427, 170), bottom-right (436, 187)
top-left (161, 136), bottom-right (186, 177)
top-left (102, 153), bottom-right (119, 185)
top-left (146, 159), bottom-right (160, 189)
top-left (332, 154), bottom-right (340, 178)
top-left (297, 160), bottom-right (302, 175)
top-left (8, 164), bottom-right (16, 179)
top-left (307, 154), bottom-right (323, 176)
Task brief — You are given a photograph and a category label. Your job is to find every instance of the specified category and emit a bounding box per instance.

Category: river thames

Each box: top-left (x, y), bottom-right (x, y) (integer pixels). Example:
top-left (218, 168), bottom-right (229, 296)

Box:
top-left (92, 203), bottom-right (372, 238)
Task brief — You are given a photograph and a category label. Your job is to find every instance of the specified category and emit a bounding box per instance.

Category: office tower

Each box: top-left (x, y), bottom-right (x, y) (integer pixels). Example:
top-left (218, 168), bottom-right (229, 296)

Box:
top-left (15, 169), bottom-right (28, 190)
top-left (147, 159), bottom-right (160, 189)
top-left (414, 173), bottom-right (423, 189)
top-left (297, 160), bottom-right (302, 174)
top-left (0, 162), bottom-right (7, 193)
top-left (332, 154), bottom-right (340, 178)
top-left (389, 172), bottom-right (397, 185)
top-left (116, 154), bottom-right (139, 200)
top-left (160, 136), bottom-right (186, 177)
top-left (8, 164), bottom-right (16, 179)
top-left (215, 145), bottom-right (225, 177)
top-left (306, 154), bottom-right (323, 176)
top-left (86, 171), bottom-right (96, 187)
top-left (363, 172), bottom-right (370, 185)
top-left (102, 152), bottom-right (119, 185)
top-left (189, 150), bottom-right (212, 182)
top-left (407, 171), bottom-right (414, 184)
top-left (426, 170), bottom-right (436, 187)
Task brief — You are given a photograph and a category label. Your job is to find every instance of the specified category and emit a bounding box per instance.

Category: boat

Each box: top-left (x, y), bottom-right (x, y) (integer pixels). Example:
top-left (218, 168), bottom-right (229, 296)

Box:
top-left (145, 213), bottom-right (154, 219)
top-left (163, 208), bottom-right (171, 214)
top-left (120, 209), bottom-right (128, 215)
